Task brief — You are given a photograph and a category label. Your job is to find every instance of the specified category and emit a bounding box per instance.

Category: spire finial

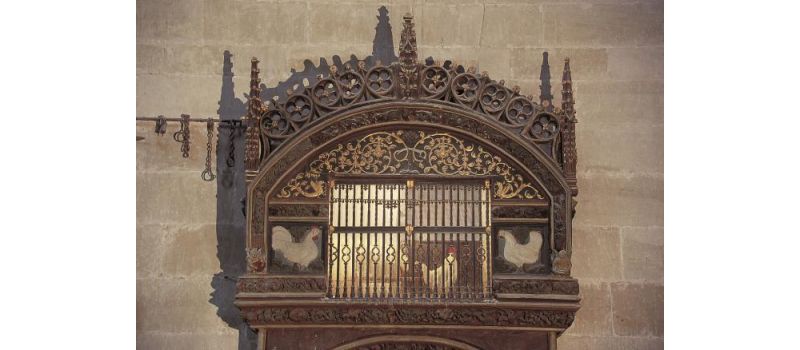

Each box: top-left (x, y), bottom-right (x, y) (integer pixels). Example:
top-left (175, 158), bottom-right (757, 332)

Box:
top-left (399, 13), bottom-right (417, 66)
top-left (245, 57), bottom-right (264, 178)
top-left (248, 57), bottom-right (263, 116)
top-left (539, 52), bottom-right (554, 111)
top-left (397, 13), bottom-right (420, 99)
top-left (560, 57), bottom-right (578, 195)
top-left (561, 57), bottom-right (575, 117)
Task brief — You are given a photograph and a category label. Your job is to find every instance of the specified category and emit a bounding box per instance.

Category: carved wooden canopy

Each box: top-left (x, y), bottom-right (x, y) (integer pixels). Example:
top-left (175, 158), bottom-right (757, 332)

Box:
top-left (237, 13), bottom-right (580, 350)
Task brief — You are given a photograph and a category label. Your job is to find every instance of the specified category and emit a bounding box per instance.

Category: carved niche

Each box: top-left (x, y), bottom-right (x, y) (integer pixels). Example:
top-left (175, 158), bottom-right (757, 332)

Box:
top-left (236, 12), bottom-right (581, 350)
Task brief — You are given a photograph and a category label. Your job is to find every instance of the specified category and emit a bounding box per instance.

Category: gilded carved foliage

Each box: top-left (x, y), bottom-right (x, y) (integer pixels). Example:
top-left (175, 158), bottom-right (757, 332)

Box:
top-left (276, 131), bottom-right (544, 200)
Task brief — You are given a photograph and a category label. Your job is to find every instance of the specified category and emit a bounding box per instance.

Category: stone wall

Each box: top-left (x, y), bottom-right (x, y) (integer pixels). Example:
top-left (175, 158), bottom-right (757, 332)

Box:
top-left (136, 0), bottom-right (663, 349)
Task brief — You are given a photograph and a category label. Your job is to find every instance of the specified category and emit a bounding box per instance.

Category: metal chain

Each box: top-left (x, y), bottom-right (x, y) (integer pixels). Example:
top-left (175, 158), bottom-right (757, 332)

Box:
top-left (155, 115), bottom-right (167, 135)
top-left (173, 114), bottom-right (190, 158)
top-left (201, 118), bottom-right (216, 181)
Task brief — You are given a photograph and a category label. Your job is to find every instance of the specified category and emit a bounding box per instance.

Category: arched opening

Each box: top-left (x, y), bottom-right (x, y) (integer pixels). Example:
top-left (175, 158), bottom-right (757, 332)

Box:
top-left (330, 335), bottom-right (481, 350)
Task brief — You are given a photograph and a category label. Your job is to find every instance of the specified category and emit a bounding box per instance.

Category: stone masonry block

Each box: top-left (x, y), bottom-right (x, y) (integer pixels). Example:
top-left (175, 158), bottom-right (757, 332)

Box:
top-left (571, 226), bottom-right (622, 281)
top-left (137, 0), bottom-right (205, 43)
top-left (285, 44), bottom-right (373, 78)
top-left (204, 0), bottom-right (307, 46)
top-left (310, 4), bottom-right (413, 45)
top-left (137, 224), bottom-right (167, 279)
top-left (137, 331), bottom-right (239, 350)
top-left (570, 282), bottom-right (613, 336)
top-left (576, 173), bottom-right (663, 227)
top-left (481, 4), bottom-right (543, 48)
top-left (611, 282), bottom-right (664, 337)
top-left (136, 122), bottom-right (214, 172)
top-left (420, 3), bottom-right (484, 47)
top-left (559, 334), bottom-right (664, 350)
top-left (576, 80), bottom-right (663, 126)
top-left (162, 223), bottom-right (221, 277)
top-left (621, 226), bottom-right (663, 282)
top-left (477, 48), bottom-right (512, 80)
top-left (137, 74), bottom-right (222, 117)
top-left (137, 43), bottom-right (167, 75)
top-left (417, 47), bottom-right (480, 69)
top-left (542, 3), bottom-right (663, 47)
top-left (576, 121), bottom-right (663, 174)
top-left (137, 278), bottom-right (233, 333)
top-left (510, 48), bottom-right (608, 82)
top-left (607, 46), bottom-right (663, 81)
top-left (136, 170), bottom-right (217, 225)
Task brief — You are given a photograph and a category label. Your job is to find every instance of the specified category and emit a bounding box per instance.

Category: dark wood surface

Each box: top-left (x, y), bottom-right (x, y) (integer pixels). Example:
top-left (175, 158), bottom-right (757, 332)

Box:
top-left (236, 13), bottom-right (580, 350)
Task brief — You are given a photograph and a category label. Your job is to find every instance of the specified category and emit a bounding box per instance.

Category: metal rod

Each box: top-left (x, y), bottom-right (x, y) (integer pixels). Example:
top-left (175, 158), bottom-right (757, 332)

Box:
top-left (410, 184), bottom-right (416, 300)
top-left (441, 231), bottom-right (446, 299)
top-left (137, 116), bottom-right (221, 123)
top-left (456, 230), bottom-right (461, 299)
top-left (358, 232), bottom-right (364, 299)
top-left (380, 184), bottom-right (386, 298)
top-left (350, 232), bottom-right (356, 298)
top-left (434, 184), bottom-right (439, 226)
top-left (472, 231), bottom-right (477, 300)
top-left (335, 185), bottom-right (341, 298)
top-left (426, 231), bottom-right (431, 300)
top-left (344, 184), bottom-right (350, 228)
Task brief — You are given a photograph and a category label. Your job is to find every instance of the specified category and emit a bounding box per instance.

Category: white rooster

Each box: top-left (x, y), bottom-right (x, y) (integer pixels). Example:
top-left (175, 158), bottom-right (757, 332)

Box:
top-left (271, 225), bottom-right (321, 270)
top-left (419, 245), bottom-right (458, 295)
top-left (497, 230), bottom-right (543, 272)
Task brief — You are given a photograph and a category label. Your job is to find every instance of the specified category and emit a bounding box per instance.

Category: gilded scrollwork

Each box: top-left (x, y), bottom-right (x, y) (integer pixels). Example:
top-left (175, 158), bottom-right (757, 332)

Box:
top-left (276, 130), bottom-right (544, 200)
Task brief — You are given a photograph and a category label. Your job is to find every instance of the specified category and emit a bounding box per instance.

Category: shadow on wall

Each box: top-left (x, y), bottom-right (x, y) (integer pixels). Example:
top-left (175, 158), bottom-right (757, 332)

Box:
top-left (208, 6), bottom-right (398, 350)
top-left (258, 6), bottom-right (397, 103)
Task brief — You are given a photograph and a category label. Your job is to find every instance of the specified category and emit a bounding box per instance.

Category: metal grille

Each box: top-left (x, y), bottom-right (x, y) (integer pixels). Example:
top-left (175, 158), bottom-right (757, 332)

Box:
top-left (326, 180), bottom-right (492, 302)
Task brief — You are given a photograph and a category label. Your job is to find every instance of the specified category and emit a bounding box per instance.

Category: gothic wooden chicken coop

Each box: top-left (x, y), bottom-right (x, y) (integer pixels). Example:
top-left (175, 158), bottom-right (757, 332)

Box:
top-left (236, 14), bottom-right (580, 350)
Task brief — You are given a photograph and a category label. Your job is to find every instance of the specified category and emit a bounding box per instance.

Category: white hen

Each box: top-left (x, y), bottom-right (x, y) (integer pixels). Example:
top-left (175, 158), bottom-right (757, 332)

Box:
top-left (497, 230), bottom-right (543, 272)
top-left (272, 225), bottom-right (321, 270)
top-left (419, 245), bottom-right (458, 295)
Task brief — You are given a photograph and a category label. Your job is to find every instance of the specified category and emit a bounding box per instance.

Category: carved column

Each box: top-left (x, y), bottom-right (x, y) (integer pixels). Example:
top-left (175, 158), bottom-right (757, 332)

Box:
top-left (256, 328), bottom-right (267, 350)
top-left (548, 331), bottom-right (558, 350)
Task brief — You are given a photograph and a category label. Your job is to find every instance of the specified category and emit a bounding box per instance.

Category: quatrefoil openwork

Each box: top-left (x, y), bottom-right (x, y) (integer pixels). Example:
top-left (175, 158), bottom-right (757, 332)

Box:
top-left (338, 71), bottom-right (365, 103)
top-left (367, 66), bottom-right (394, 96)
top-left (505, 97), bottom-right (536, 126)
top-left (421, 66), bottom-right (449, 97)
top-left (261, 109), bottom-right (291, 139)
top-left (526, 113), bottom-right (560, 141)
top-left (479, 82), bottom-right (510, 113)
top-left (285, 95), bottom-right (313, 123)
top-left (451, 73), bottom-right (480, 105)
top-left (312, 78), bottom-right (340, 108)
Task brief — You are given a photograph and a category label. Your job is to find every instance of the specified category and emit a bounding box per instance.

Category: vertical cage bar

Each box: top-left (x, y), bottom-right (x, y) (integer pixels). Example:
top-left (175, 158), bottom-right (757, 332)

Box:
top-left (471, 231), bottom-right (477, 300)
top-left (335, 185), bottom-right (342, 298)
top-left (441, 231), bottom-right (446, 299)
top-left (372, 232), bottom-right (378, 298)
top-left (327, 180), bottom-right (335, 298)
